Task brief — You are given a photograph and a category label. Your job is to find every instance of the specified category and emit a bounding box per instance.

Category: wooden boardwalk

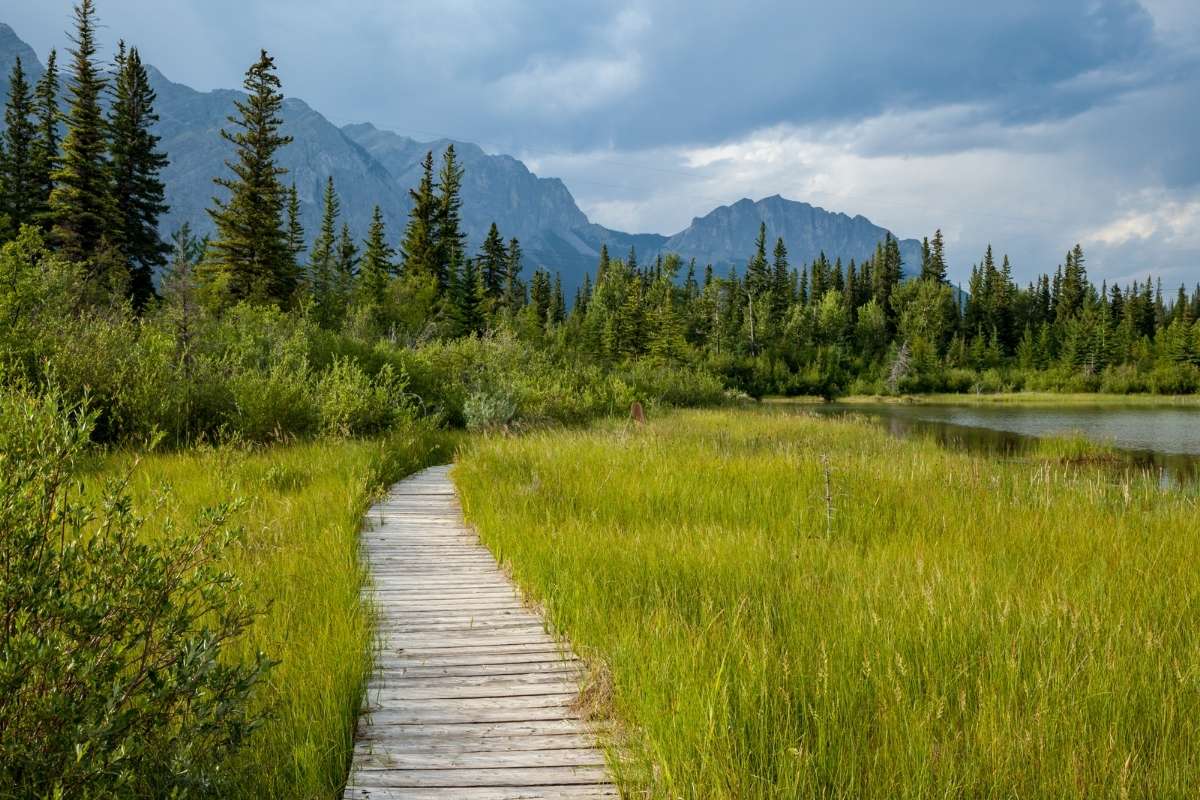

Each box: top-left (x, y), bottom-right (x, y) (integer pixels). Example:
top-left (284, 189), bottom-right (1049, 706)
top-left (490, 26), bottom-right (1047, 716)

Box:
top-left (344, 465), bottom-right (618, 800)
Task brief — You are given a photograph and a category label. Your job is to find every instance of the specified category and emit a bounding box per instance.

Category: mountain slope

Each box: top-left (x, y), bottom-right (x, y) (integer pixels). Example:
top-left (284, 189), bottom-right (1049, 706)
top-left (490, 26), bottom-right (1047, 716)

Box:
top-left (0, 22), bottom-right (925, 296)
top-left (658, 195), bottom-right (924, 274)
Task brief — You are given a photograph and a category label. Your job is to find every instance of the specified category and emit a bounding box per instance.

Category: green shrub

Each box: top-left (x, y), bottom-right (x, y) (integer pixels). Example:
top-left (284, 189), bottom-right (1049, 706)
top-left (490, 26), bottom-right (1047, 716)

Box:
top-left (1148, 363), bottom-right (1200, 395)
top-left (463, 386), bottom-right (519, 431)
top-left (0, 386), bottom-right (271, 798)
top-left (316, 358), bottom-right (414, 436)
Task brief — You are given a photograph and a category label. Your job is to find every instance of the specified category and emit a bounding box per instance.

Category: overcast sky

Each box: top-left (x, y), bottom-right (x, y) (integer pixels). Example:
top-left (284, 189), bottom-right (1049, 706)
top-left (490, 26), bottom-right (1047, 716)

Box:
top-left (6, 0), bottom-right (1199, 286)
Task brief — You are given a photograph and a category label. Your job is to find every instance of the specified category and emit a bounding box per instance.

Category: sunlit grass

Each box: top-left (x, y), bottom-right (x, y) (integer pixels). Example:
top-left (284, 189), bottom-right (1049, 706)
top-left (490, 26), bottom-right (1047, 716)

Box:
top-left (87, 426), bottom-right (453, 799)
top-left (454, 408), bottom-right (1200, 799)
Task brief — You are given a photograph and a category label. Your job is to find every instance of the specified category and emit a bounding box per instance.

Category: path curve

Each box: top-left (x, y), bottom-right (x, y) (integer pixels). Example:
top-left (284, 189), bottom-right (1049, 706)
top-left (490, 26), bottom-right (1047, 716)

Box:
top-left (343, 464), bottom-right (617, 800)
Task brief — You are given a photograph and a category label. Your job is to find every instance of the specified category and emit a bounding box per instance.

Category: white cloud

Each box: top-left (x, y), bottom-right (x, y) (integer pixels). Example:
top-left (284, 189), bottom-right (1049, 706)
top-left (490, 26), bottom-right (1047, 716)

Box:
top-left (534, 91), bottom-right (1199, 286)
top-left (1090, 196), bottom-right (1200, 246)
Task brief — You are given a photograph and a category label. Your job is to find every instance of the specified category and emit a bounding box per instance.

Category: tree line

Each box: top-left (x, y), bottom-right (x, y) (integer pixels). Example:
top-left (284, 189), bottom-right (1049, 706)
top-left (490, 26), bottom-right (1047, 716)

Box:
top-left (4, 0), bottom-right (1199, 398)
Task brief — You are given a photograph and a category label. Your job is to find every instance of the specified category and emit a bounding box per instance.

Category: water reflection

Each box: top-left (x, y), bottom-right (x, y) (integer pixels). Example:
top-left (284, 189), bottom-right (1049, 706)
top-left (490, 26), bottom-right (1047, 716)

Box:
top-left (804, 402), bottom-right (1200, 488)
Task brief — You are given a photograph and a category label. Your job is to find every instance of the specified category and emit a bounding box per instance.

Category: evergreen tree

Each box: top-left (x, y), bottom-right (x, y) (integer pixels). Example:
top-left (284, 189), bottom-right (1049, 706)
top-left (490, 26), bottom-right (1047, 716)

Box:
top-left (285, 183), bottom-right (305, 272)
top-left (550, 273), bottom-right (566, 325)
top-left (434, 144), bottom-right (465, 291)
top-left (400, 151), bottom-right (439, 281)
top-left (502, 237), bottom-right (525, 312)
top-left (771, 237), bottom-right (790, 319)
top-left (308, 176), bottom-right (339, 324)
top-left (477, 222), bottom-right (507, 300)
top-left (922, 229), bottom-right (948, 283)
top-left (529, 269), bottom-right (552, 327)
top-left (335, 221), bottom-right (359, 315)
top-left (596, 243), bottom-right (610, 283)
top-left (108, 44), bottom-right (170, 310)
top-left (31, 49), bottom-right (59, 230)
top-left (205, 49), bottom-right (294, 304)
top-left (2, 57), bottom-right (39, 238)
top-left (48, 0), bottom-right (115, 264)
top-left (358, 205), bottom-right (393, 305)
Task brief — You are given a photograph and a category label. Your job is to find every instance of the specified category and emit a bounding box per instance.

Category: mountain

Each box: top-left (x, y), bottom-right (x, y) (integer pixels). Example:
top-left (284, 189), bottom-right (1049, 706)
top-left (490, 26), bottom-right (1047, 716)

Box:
top-left (658, 195), bottom-right (924, 274)
top-left (0, 22), bottom-right (924, 296)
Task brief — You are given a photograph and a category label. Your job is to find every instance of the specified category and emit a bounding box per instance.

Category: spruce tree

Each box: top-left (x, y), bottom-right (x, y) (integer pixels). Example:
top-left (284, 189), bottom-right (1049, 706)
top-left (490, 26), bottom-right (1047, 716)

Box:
top-left (771, 237), bottom-right (790, 319)
top-left (335, 221), bottom-right (359, 317)
top-left (308, 176), bottom-right (338, 324)
top-left (1, 57), bottom-right (38, 239)
top-left (435, 144), bottom-right (465, 292)
top-left (400, 151), bottom-right (439, 281)
top-left (502, 237), bottom-right (525, 312)
top-left (285, 182), bottom-right (305, 276)
top-left (31, 49), bottom-right (59, 230)
top-left (48, 0), bottom-right (115, 264)
top-left (359, 205), bottom-right (393, 305)
top-left (109, 44), bottom-right (170, 309)
top-left (597, 243), bottom-right (610, 283)
top-left (477, 222), bottom-right (507, 299)
top-left (921, 229), bottom-right (948, 283)
top-left (448, 255), bottom-right (483, 336)
top-left (206, 50), bottom-right (293, 304)
top-left (550, 273), bottom-right (565, 324)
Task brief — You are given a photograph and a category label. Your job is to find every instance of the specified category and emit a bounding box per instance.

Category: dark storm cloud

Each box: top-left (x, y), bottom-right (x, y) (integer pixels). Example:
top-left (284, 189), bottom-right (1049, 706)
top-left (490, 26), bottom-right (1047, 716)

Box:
top-left (4, 0), bottom-right (1197, 282)
top-left (5, 0), bottom-right (1170, 150)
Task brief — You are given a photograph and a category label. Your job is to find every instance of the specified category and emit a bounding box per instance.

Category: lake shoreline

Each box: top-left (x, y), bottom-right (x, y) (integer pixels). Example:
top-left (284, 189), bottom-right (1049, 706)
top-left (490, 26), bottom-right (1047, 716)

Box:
top-left (764, 392), bottom-right (1200, 408)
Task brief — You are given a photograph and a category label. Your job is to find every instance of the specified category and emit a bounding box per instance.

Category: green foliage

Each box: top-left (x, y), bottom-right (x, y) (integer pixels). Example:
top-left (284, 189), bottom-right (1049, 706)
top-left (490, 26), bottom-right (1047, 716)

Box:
top-left (48, 0), bottom-right (116, 264)
top-left (205, 50), bottom-right (294, 306)
top-left (1, 57), bottom-right (38, 238)
top-left (316, 358), bottom-right (413, 437)
top-left (108, 44), bottom-right (169, 310)
top-left (30, 49), bottom-right (59, 231)
top-left (400, 150), bottom-right (439, 282)
top-left (0, 385), bottom-right (270, 798)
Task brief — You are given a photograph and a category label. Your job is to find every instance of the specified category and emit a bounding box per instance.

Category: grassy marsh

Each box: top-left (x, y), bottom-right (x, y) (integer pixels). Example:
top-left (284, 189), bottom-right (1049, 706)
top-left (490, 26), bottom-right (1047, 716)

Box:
top-left (86, 427), bottom-right (452, 799)
top-left (454, 408), bottom-right (1200, 799)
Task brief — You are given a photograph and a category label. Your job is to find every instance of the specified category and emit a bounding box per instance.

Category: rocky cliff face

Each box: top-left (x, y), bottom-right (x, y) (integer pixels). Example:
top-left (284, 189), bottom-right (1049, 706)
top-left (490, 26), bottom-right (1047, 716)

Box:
top-left (0, 22), bottom-right (923, 296)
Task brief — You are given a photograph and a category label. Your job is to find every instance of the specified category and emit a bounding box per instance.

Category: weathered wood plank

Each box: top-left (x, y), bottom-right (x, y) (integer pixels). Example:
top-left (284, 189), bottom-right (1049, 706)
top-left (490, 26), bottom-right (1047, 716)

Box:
top-left (344, 465), bottom-right (615, 797)
top-left (348, 765), bottom-right (613, 788)
top-left (344, 786), bottom-right (619, 800)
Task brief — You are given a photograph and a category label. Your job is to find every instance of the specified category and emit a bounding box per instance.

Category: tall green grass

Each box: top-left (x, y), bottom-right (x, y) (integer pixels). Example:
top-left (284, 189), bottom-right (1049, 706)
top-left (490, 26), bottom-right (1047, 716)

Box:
top-left (85, 426), bottom-right (452, 799)
top-left (454, 409), bottom-right (1200, 799)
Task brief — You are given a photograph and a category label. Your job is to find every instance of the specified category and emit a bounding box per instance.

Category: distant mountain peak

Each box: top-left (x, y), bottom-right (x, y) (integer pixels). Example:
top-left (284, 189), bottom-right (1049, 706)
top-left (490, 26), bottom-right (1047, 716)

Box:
top-left (0, 20), bottom-right (922, 294)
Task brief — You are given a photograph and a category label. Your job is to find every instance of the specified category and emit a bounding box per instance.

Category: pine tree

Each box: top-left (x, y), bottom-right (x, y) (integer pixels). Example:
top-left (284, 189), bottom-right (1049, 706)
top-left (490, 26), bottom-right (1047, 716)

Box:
top-left (400, 151), bottom-right (439, 281)
top-left (434, 144), bottom-right (465, 292)
top-left (308, 176), bottom-right (339, 324)
top-left (529, 269), bottom-right (552, 328)
top-left (922, 229), bottom-right (948, 283)
top-left (771, 237), bottom-right (790, 319)
top-left (31, 49), bottom-right (59, 230)
top-left (596, 243), bottom-right (610, 283)
top-left (477, 222), bottom-right (507, 300)
top-left (48, 0), bottom-right (115, 264)
top-left (1, 57), bottom-right (38, 239)
top-left (109, 44), bottom-right (170, 309)
top-left (550, 273), bottom-right (566, 324)
top-left (285, 183), bottom-right (305, 274)
top-left (206, 49), bottom-right (294, 304)
top-left (503, 237), bottom-right (525, 312)
top-left (335, 221), bottom-right (359, 316)
top-left (359, 205), bottom-right (393, 305)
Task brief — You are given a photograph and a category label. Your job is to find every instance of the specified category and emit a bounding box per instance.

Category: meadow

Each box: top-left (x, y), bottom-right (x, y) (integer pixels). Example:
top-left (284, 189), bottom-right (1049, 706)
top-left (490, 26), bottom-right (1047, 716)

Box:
top-left (82, 427), bottom-right (453, 799)
top-left (454, 408), bottom-right (1200, 799)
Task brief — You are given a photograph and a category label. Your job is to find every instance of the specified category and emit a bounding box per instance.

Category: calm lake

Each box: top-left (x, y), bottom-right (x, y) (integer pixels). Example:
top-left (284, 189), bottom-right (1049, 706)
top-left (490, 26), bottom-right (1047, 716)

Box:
top-left (805, 401), bottom-right (1200, 487)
